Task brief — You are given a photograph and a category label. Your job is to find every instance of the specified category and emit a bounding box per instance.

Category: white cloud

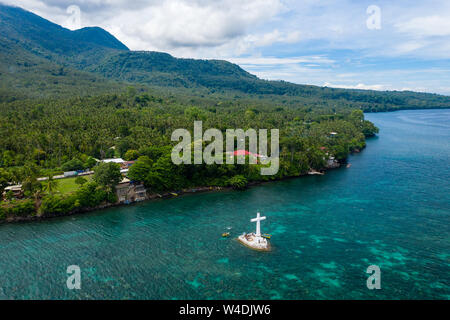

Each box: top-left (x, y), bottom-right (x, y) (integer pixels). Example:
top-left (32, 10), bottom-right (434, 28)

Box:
top-left (395, 15), bottom-right (450, 37)
top-left (108, 0), bottom-right (284, 50)
top-left (228, 56), bottom-right (334, 66)
top-left (393, 41), bottom-right (427, 54)
top-left (324, 82), bottom-right (386, 91)
top-left (245, 29), bottom-right (301, 47)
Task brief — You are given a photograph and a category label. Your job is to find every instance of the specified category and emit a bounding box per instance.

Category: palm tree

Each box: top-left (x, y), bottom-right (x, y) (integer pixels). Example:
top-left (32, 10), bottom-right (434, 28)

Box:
top-left (43, 176), bottom-right (58, 194)
top-left (22, 176), bottom-right (38, 196)
top-left (33, 187), bottom-right (43, 213)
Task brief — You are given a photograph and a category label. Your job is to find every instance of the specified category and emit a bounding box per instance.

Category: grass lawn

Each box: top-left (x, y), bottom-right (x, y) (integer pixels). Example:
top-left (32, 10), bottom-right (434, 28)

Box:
top-left (53, 175), bottom-right (93, 194)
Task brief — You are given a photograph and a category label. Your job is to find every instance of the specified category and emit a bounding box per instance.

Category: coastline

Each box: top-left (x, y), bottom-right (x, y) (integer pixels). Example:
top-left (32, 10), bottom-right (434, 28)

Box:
top-left (0, 157), bottom-right (350, 225)
top-left (363, 106), bottom-right (450, 113)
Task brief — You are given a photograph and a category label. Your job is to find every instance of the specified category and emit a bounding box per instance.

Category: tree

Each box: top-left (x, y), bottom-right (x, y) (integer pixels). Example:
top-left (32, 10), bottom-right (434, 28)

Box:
top-left (140, 146), bottom-right (172, 160)
top-left (350, 109), bottom-right (364, 124)
top-left (75, 182), bottom-right (108, 208)
top-left (308, 148), bottom-right (326, 170)
top-left (281, 136), bottom-right (302, 163)
top-left (84, 157), bottom-right (97, 169)
top-left (43, 176), bottom-right (58, 194)
top-left (0, 168), bottom-right (11, 196)
top-left (117, 138), bottom-right (133, 156)
top-left (147, 154), bottom-right (183, 191)
top-left (245, 109), bottom-right (256, 119)
top-left (75, 176), bottom-right (88, 186)
top-left (21, 163), bottom-right (41, 197)
top-left (331, 143), bottom-right (349, 161)
top-left (62, 158), bottom-right (84, 172)
top-left (93, 162), bottom-right (122, 191)
top-left (362, 120), bottom-right (379, 137)
top-left (105, 148), bottom-right (116, 159)
top-left (184, 106), bottom-right (206, 120)
top-left (128, 156), bottom-right (152, 182)
top-left (39, 194), bottom-right (78, 215)
top-left (227, 175), bottom-right (248, 190)
top-left (5, 190), bottom-right (14, 201)
top-left (124, 149), bottom-right (140, 161)
top-left (119, 126), bottom-right (130, 137)
top-left (33, 187), bottom-right (43, 211)
top-left (1, 151), bottom-right (15, 167)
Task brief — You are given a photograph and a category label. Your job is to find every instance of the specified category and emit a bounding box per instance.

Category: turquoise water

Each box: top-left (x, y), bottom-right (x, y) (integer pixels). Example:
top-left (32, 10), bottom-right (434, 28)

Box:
top-left (0, 109), bottom-right (449, 299)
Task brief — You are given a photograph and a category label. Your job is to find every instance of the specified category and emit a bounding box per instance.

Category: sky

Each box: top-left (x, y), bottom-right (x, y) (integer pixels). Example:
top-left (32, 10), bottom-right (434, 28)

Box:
top-left (3, 0), bottom-right (450, 95)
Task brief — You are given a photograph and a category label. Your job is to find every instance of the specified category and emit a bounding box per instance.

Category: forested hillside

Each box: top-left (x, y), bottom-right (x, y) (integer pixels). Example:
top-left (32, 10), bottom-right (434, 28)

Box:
top-left (1, 4), bottom-right (449, 111)
top-left (0, 87), bottom-right (378, 219)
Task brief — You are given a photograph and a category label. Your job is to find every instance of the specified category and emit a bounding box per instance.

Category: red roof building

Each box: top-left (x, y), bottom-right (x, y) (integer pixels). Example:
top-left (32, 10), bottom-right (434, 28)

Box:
top-left (231, 150), bottom-right (264, 158)
top-left (120, 161), bottom-right (135, 169)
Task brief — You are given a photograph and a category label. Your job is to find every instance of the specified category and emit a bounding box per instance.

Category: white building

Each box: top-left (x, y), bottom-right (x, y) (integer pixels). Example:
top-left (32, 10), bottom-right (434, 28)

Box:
top-left (101, 158), bottom-right (125, 164)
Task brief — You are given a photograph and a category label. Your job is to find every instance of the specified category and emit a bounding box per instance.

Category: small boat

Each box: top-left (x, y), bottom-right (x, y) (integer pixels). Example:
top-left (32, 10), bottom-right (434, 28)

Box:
top-left (222, 232), bottom-right (230, 237)
top-left (262, 234), bottom-right (272, 239)
top-left (346, 163), bottom-right (352, 168)
top-left (308, 170), bottom-right (324, 175)
top-left (170, 192), bottom-right (178, 196)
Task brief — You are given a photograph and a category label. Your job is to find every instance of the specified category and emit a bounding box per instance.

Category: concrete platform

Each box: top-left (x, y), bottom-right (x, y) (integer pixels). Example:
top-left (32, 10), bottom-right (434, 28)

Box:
top-left (238, 233), bottom-right (270, 251)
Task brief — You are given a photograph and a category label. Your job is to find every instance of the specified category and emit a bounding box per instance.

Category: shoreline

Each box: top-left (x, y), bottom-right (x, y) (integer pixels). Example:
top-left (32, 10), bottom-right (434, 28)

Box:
top-left (0, 160), bottom-right (349, 225)
top-left (363, 106), bottom-right (450, 113)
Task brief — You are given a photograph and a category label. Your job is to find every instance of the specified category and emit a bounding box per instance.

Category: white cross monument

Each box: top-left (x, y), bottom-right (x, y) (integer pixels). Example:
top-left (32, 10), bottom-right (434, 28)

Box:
top-left (238, 212), bottom-right (270, 251)
top-left (251, 212), bottom-right (266, 237)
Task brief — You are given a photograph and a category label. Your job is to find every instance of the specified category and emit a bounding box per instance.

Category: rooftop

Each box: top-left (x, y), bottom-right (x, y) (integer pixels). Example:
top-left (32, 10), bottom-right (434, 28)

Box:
top-left (101, 158), bottom-right (125, 163)
top-left (227, 150), bottom-right (264, 158)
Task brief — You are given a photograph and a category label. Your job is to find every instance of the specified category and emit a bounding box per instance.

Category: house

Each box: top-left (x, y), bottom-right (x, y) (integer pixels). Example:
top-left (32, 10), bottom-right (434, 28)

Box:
top-left (326, 156), bottom-right (340, 169)
top-left (329, 132), bottom-right (338, 138)
top-left (226, 150), bottom-right (267, 161)
top-left (230, 150), bottom-right (263, 157)
top-left (3, 185), bottom-right (23, 199)
top-left (64, 171), bottom-right (78, 177)
top-left (134, 184), bottom-right (147, 202)
top-left (101, 158), bottom-right (125, 164)
top-left (115, 178), bottom-right (147, 204)
top-left (120, 161), bottom-right (135, 170)
top-left (116, 178), bottom-right (131, 203)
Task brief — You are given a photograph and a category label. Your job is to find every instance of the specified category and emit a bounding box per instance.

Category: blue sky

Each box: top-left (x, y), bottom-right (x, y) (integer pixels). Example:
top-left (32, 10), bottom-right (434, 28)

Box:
top-left (3, 0), bottom-right (450, 94)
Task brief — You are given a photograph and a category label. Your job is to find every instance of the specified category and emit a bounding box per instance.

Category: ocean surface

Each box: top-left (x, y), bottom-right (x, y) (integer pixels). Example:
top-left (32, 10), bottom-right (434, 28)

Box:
top-left (0, 109), bottom-right (449, 299)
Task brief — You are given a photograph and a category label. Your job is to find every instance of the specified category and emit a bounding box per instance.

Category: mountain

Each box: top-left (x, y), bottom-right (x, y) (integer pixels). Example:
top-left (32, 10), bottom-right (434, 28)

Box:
top-left (0, 4), bottom-right (129, 99)
top-left (91, 51), bottom-right (258, 88)
top-left (71, 27), bottom-right (129, 51)
top-left (0, 3), bottom-right (449, 111)
top-left (0, 4), bottom-right (127, 56)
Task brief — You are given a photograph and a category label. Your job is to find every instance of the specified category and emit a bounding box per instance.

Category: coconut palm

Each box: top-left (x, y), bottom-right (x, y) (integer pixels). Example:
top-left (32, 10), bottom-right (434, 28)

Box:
top-left (43, 176), bottom-right (58, 194)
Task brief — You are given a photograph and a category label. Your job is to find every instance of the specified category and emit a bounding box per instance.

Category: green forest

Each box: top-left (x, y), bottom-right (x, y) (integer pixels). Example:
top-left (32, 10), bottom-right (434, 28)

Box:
top-left (0, 86), bottom-right (378, 220)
